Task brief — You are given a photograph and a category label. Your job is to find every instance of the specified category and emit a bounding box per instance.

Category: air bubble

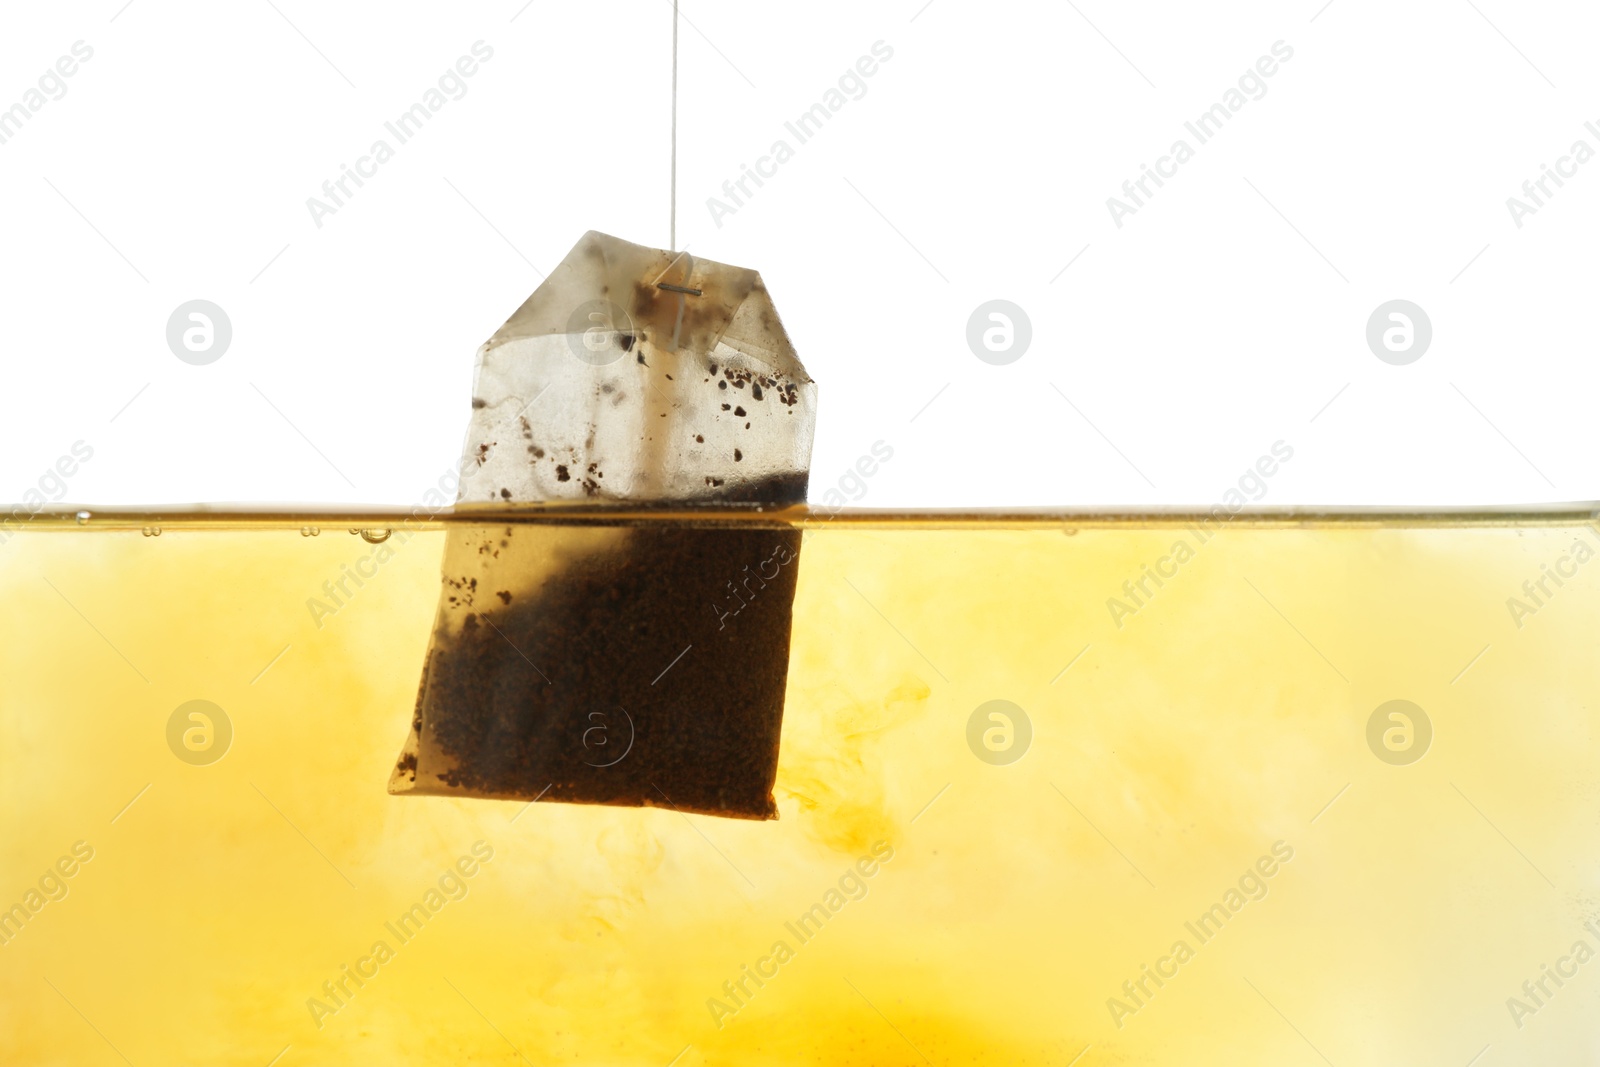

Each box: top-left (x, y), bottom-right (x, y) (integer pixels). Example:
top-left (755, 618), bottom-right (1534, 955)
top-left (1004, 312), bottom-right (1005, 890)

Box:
top-left (300, 526), bottom-right (321, 537)
top-left (141, 526), bottom-right (162, 537)
top-left (359, 529), bottom-right (392, 544)
top-left (75, 511), bottom-right (91, 525)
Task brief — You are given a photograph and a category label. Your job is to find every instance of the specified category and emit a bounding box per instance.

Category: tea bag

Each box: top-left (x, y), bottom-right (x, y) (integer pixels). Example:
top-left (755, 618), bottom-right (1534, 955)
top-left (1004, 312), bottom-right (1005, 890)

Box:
top-left (389, 231), bottom-right (816, 819)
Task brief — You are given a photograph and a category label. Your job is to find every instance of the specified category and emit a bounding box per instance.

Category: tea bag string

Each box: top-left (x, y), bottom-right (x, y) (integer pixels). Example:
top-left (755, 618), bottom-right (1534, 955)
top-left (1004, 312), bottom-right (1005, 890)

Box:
top-left (670, 0), bottom-right (679, 251)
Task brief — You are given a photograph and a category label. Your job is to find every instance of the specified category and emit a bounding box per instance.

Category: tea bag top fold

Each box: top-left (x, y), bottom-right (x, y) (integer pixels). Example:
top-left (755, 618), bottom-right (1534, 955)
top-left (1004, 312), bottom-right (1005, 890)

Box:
top-left (458, 230), bottom-right (815, 506)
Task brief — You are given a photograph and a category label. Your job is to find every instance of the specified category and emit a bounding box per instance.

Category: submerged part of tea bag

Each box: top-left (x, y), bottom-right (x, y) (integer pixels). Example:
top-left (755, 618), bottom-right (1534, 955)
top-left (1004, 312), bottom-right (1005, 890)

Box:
top-left (390, 232), bottom-right (815, 819)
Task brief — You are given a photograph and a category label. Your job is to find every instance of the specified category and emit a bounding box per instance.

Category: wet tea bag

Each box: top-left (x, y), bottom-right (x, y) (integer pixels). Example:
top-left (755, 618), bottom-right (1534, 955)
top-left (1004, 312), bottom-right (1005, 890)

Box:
top-left (389, 231), bottom-right (815, 819)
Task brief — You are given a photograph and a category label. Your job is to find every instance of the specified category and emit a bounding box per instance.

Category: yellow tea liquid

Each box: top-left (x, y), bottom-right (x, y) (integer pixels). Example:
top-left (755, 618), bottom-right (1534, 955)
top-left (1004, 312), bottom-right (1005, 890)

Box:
top-left (1, 507), bottom-right (1597, 1066)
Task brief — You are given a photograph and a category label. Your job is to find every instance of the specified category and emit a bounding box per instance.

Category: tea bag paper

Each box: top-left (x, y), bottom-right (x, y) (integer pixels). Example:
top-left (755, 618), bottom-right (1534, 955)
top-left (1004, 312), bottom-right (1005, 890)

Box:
top-left (390, 232), bottom-right (815, 819)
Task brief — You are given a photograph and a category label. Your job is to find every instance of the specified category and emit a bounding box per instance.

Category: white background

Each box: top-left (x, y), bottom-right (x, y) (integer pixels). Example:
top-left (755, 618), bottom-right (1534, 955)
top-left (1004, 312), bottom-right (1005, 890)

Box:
top-left (1, 0), bottom-right (1595, 509)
